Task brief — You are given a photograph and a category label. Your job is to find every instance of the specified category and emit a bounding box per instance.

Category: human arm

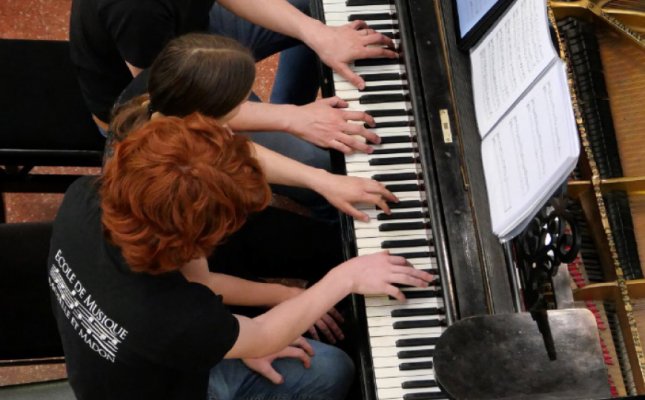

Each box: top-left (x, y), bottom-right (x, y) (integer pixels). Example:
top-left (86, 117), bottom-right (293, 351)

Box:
top-left (225, 251), bottom-right (433, 359)
top-left (180, 258), bottom-right (299, 307)
top-left (216, 0), bottom-right (397, 89)
top-left (228, 98), bottom-right (380, 154)
top-left (251, 143), bottom-right (398, 220)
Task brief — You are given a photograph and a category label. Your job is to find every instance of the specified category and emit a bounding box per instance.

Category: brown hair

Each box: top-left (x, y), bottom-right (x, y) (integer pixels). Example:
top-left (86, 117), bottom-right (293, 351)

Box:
top-left (101, 113), bottom-right (271, 274)
top-left (110, 33), bottom-right (255, 139)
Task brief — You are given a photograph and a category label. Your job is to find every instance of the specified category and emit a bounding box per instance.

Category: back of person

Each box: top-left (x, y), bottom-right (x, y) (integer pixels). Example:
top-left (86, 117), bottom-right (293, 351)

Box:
top-left (48, 177), bottom-right (238, 399)
top-left (70, 0), bottom-right (213, 123)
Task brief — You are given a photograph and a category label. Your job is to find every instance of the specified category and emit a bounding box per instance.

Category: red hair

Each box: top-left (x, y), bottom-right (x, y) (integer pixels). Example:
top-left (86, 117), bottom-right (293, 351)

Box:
top-left (101, 113), bottom-right (271, 274)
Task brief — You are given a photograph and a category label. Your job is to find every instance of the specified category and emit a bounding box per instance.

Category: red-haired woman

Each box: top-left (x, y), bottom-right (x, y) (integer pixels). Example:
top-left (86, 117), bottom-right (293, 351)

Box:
top-left (48, 112), bottom-right (432, 399)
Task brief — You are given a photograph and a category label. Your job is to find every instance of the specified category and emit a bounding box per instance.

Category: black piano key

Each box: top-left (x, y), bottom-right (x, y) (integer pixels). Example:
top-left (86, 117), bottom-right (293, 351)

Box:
top-left (404, 392), bottom-right (449, 400)
top-left (346, 0), bottom-right (390, 6)
top-left (401, 380), bottom-right (437, 389)
top-left (367, 120), bottom-right (414, 129)
top-left (360, 84), bottom-right (406, 92)
top-left (400, 289), bottom-right (441, 299)
top-left (395, 277), bottom-right (441, 289)
top-left (420, 268), bottom-right (439, 275)
top-left (378, 212), bottom-right (426, 222)
top-left (379, 135), bottom-right (413, 144)
top-left (372, 172), bottom-right (418, 181)
top-left (391, 307), bottom-right (443, 317)
top-left (368, 23), bottom-right (399, 31)
top-left (379, 221), bottom-right (427, 231)
top-left (381, 237), bottom-right (430, 248)
top-left (396, 337), bottom-right (438, 347)
top-left (372, 147), bottom-right (414, 155)
top-left (386, 199), bottom-right (426, 209)
top-left (369, 156), bottom-right (417, 166)
top-left (360, 72), bottom-right (404, 82)
top-left (385, 183), bottom-right (423, 192)
top-left (393, 319), bottom-right (444, 329)
top-left (360, 93), bottom-right (409, 104)
top-left (348, 12), bottom-right (396, 21)
top-left (393, 251), bottom-right (435, 259)
top-left (399, 361), bottom-right (433, 371)
top-left (365, 108), bottom-right (412, 117)
top-left (355, 58), bottom-right (404, 68)
top-left (381, 31), bottom-right (401, 40)
top-left (397, 349), bottom-right (434, 359)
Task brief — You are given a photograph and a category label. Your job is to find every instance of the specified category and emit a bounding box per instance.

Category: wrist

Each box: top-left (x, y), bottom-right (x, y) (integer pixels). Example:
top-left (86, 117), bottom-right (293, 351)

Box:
top-left (281, 104), bottom-right (302, 135)
top-left (306, 168), bottom-right (332, 194)
top-left (298, 18), bottom-right (327, 49)
top-left (278, 284), bottom-right (304, 304)
top-left (327, 264), bottom-right (354, 297)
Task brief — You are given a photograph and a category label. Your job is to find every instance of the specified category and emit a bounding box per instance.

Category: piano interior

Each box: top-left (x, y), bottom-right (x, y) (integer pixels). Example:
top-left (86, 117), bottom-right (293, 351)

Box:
top-left (553, 1), bottom-right (645, 397)
top-left (315, 0), bottom-right (645, 398)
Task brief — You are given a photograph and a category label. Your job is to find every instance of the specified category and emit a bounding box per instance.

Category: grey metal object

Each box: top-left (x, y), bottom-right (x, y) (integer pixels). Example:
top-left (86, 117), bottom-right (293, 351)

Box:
top-left (434, 309), bottom-right (610, 399)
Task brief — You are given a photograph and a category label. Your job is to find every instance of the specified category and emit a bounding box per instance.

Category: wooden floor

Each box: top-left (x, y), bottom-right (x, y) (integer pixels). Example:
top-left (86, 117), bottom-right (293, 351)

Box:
top-left (0, 0), bottom-right (278, 385)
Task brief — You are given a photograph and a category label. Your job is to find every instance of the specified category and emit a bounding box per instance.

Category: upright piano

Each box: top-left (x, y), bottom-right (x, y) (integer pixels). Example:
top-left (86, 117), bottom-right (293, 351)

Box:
top-left (313, 0), bottom-right (645, 398)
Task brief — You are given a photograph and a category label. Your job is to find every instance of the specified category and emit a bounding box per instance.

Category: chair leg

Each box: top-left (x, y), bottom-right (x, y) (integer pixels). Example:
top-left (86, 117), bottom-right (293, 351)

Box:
top-left (0, 193), bottom-right (6, 223)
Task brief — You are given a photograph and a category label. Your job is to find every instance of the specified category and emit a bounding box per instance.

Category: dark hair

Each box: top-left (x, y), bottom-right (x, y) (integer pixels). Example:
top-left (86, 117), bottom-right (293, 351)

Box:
top-left (102, 113), bottom-right (270, 274)
top-left (110, 33), bottom-right (255, 138)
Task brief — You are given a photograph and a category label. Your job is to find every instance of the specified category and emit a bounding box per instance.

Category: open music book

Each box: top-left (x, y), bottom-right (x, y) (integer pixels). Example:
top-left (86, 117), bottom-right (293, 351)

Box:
top-left (469, 0), bottom-right (580, 241)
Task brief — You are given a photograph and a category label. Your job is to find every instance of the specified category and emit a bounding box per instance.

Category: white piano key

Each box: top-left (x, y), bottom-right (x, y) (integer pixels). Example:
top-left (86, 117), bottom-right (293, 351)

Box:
top-left (355, 233), bottom-right (430, 249)
top-left (366, 303), bottom-right (443, 318)
top-left (346, 162), bottom-right (420, 174)
top-left (334, 79), bottom-right (407, 91)
top-left (368, 324), bottom-right (443, 337)
top-left (360, 208), bottom-right (426, 220)
top-left (355, 227), bottom-right (430, 239)
top-left (348, 167), bottom-right (418, 179)
top-left (335, 88), bottom-right (408, 101)
top-left (375, 375), bottom-right (437, 389)
top-left (378, 386), bottom-right (445, 400)
top-left (354, 211), bottom-right (430, 229)
top-left (323, 3), bottom-right (394, 13)
top-left (345, 101), bottom-right (410, 112)
top-left (372, 356), bottom-right (434, 368)
top-left (368, 314), bottom-right (443, 327)
top-left (374, 366), bottom-right (432, 379)
top-left (371, 344), bottom-right (435, 358)
top-left (364, 296), bottom-right (438, 307)
top-left (325, 13), bottom-right (396, 23)
top-left (368, 331), bottom-right (439, 348)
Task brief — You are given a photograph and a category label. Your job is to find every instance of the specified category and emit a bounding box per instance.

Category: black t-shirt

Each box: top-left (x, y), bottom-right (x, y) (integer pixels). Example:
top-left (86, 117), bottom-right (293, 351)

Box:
top-left (48, 176), bottom-right (239, 400)
top-left (70, 0), bottom-right (215, 122)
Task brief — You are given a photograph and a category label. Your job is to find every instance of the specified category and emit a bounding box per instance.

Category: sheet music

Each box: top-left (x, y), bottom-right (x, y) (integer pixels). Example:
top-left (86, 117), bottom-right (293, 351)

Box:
top-left (455, 0), bottom-right (500, 38)
top-left (470, 0), bottom-right (557, 137)
top-left (481, 61), bottom-right (579, 240)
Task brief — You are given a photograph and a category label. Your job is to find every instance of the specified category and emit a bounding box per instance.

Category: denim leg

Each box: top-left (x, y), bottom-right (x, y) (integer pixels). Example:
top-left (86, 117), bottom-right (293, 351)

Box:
top-left (208, 340), bottom-right (355, 400)
top-left (270, 45), bottom-right (319, 106)
top-left (239, 94), bottom-right (334, 219)
top-left (209, 0), bottom-right (319, 105)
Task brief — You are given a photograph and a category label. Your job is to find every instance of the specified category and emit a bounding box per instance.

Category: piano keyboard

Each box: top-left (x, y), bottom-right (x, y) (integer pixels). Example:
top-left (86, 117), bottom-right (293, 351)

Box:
top-left (322, 1), bottom-right (449, 399)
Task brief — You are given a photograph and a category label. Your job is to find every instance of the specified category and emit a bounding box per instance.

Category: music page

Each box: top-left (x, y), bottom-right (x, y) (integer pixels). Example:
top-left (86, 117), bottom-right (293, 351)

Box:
top-left (470, 0), bottom-right (557, 137)
top-left (481, 61), bottom-right (579, 240)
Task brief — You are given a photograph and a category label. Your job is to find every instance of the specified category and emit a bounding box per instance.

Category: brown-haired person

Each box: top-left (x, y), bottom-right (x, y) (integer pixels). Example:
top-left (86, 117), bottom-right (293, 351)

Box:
top-left (112, 32), bottom-right (386, 219)
top-left (110, 33), bottom-right (394, 224)
top-left (107, 33), bottom-right (406, 346)
top-left (48, 112), bottom-right (433, 399)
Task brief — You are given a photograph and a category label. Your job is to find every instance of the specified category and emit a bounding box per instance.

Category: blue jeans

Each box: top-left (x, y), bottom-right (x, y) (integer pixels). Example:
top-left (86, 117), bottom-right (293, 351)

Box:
top-left (208, 340), bottom-right (355, 400)
top-left (208, 0), bottom-right (319, 105)
top-left (209, 1), bottom-right (335, 218)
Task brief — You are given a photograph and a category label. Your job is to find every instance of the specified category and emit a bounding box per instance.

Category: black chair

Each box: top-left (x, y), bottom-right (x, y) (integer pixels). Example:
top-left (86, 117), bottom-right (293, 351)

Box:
top-left (0, 222), bottom-right (64, 363)
top-left (0, 222), bottom-right (74, 399)
top-left (0, 39), bottom-right (105, 222)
